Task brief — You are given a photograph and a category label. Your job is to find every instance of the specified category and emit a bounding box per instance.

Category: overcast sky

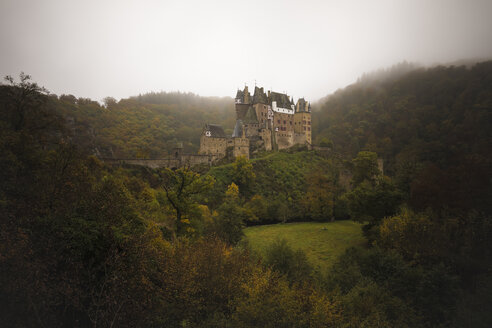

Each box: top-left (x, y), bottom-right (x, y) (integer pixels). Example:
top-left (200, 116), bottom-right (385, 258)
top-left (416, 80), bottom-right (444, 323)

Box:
top-left (1, 0), bottom-right (492, 102)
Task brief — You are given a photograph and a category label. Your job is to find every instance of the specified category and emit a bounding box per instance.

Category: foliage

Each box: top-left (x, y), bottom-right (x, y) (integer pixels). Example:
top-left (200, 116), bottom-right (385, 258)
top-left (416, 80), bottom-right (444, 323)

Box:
top-left (264, 238), bottom-right (313, 283)
top-left (378, 209), bottom-right (492, 269)
top-left (230, 268), bottom-right (341, 328)
top-left (313, 62), bottom-right (492, 214)
top-left (3, 65), bottom-right (492, 327)
top-left (208, 151), bottom-right (340, 223)
top-left (351, 151), bottom-right (380, 186)
top-left (325, 246), bottom-right (459, 327)
top-left (301, 170), bottom-right (336, 221)
top-left (157, 167), bottom-right (214, 238)
top-left (50, 90), bottom-right (236, 157)
top-left (231, 156), bottom-right (256, 197)
top-left (1, 72), bottom-right (52, 132)
top-left (345, 176), bottom-right (402, 226)
top-left (208, 183), bottom-right (255, 246)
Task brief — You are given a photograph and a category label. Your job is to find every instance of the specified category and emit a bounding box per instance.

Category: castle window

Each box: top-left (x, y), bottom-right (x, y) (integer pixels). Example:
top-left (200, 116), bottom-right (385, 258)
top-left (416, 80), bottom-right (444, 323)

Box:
top-left (304, 126), bottom-right (306, 131)
top-left (277, 120), bottom-right (280, 124)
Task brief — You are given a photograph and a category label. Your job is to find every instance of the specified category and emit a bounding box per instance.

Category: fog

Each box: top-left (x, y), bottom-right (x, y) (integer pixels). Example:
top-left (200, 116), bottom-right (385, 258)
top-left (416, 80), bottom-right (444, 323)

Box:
top-left (1, 0), bottom-right (492, 101)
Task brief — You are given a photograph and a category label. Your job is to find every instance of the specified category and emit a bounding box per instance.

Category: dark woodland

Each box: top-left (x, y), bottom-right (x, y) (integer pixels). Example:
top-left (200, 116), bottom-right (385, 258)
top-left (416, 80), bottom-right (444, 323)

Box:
top-left (1, 62), bottom-right (491, 327)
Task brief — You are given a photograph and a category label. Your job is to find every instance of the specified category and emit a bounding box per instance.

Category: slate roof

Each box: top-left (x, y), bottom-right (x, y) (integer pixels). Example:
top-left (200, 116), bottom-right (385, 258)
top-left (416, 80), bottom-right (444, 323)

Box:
top-left (252, 86), bottom-right (268, 104)
top-left (235, 88), bottom-right (251, 104)
top-left (204, 124), bottom-right (226, 138)
top-left (270, 91), bottom-right (293, 109)
top-left (243, 106), bottom-right (258, 124)
top-left (235, 89), bottom-right (244, 100)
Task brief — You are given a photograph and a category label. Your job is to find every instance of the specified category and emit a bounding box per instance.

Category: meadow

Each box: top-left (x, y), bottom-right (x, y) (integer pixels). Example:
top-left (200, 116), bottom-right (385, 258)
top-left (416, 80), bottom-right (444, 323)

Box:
top-left (244, 220), bottom-right (366, 271)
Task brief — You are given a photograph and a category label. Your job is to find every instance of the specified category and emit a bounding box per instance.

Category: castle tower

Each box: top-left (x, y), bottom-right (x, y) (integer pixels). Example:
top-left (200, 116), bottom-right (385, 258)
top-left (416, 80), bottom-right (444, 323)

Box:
top-left (294, 98), bottom-right (312, 145)
top-left (235, 86), bottom-right (251, 120)
top-left (174, 142), bottom-right (183, 159)
top-left (231, 119), bottom-right (250, 159)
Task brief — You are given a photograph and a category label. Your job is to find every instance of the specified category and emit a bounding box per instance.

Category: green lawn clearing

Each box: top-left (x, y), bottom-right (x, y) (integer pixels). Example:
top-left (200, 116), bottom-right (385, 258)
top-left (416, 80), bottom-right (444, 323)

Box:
top-left (244, 220), bottom-right (365, 271)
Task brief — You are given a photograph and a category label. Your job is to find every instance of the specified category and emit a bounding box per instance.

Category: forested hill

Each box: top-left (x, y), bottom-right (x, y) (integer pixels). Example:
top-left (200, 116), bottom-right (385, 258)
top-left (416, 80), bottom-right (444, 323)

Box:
top-left (312, 61), bottom-right (492, 213)
top-left (313, 61), bottom-right (492, 167)
top-left (50, 91), bottom-right (235, 158)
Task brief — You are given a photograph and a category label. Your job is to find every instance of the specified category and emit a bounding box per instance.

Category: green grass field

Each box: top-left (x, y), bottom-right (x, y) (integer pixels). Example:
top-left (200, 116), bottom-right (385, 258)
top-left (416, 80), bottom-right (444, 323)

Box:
top-left (243, 220), bottom-right (366, 271)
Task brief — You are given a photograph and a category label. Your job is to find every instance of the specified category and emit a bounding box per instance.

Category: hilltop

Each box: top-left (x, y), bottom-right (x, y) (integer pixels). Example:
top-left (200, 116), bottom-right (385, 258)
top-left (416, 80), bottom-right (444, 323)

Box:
top-left (50, 91), bottom-right (236, 157)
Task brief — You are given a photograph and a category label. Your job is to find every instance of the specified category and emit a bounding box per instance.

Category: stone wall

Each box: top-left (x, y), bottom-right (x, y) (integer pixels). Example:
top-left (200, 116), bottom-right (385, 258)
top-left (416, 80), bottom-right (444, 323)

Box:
top-left (276, 132), bottom-right (294, 149)
top-left (244, 122), bottom-right (260, 137)
top-left (254, 103), bottom-right (269, 126)
top-left (103, 154), bottom-right (222, 169)
top-left (274, 112), bottom-right (294, 133)
top-left (102, 158), bottom-right (181, 169)
top-left (232, 137), bottom-right (249, 159)
top-left (199, 135), bottom-right (227, 156)
top-left (259, 128), bottom-right (273, 151)
top-left (294, 112), bottom-right (311, 144)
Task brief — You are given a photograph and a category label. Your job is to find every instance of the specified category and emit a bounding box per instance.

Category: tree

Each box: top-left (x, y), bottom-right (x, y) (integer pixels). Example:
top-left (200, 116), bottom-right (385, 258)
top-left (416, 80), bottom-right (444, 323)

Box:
top-left (345, 176), bottom-right (402, 240)
top-left (245, 194), bottom-right (268, 223)
top-left (264, 238), bottom-right (312, 283)
top-left (319, 137), bottom-right (333, 148)
top-left (301, 171), bottom-right (335, 221)
top-left (211, 183), bottom-right (254, 245)
top-left (231, 156), bottom-right (256, 196)
top-left (2, 72), bottom-right (50, 131)
top-left (351, 151), bottom-right (380, 186)
top-left (158, 167), bottom-right (214, 238)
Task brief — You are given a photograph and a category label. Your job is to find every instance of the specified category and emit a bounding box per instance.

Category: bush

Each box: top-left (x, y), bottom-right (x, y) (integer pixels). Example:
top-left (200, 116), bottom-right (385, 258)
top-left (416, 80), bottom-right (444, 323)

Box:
top-left (264, 238), bottom-right (313, 283)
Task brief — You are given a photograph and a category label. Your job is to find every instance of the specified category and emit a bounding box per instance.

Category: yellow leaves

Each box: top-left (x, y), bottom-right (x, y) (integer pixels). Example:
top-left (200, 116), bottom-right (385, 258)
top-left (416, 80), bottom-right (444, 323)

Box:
top-left (250, 194), bottom-right (262, 202)
top-left (222, 244), bottom-right (233, 258)
top-left (198, 204), bottom-right (214, 224)
top-left (310, 289), bottom-right (343, 326)
top-left (225, 182), bottom-right (239, 198)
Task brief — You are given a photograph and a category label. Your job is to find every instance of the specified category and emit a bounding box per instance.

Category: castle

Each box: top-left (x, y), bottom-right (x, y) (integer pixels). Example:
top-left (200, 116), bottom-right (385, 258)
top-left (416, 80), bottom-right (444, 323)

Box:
top-left (199, 86), bottom-right (312, 159)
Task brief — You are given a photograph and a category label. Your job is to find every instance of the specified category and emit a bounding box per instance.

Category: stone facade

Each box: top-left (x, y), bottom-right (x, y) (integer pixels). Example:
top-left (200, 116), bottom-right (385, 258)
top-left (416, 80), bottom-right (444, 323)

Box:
top-left (199, 85), bottom-right (312, 159)
top-left (199, 124), bottom-right (228, 157)
top-left (199, 122), bottom-right (251, 160)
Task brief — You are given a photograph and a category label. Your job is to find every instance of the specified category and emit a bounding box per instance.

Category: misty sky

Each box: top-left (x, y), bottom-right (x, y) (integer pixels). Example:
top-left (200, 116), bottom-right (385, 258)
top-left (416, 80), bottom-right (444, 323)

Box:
top-left (1, 0), bottom-right (492, 102)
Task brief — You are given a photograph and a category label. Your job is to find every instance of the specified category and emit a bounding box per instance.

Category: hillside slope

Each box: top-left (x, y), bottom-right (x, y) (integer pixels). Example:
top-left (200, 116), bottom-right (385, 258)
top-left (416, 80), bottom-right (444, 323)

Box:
top-left (50, 91), bottom-right (235, 157)
top-left (313, 61), bottom-right (492, 213)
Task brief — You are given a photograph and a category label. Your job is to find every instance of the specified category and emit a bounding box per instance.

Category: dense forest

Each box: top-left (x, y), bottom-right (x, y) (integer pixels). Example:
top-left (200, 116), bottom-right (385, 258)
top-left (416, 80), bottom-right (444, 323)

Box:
top-left (1, 62), bottom-right (491, 327)
top-left (52, 90), bottom-right (235, 158)
top-left (313, 61), bottom-right (492, 213)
